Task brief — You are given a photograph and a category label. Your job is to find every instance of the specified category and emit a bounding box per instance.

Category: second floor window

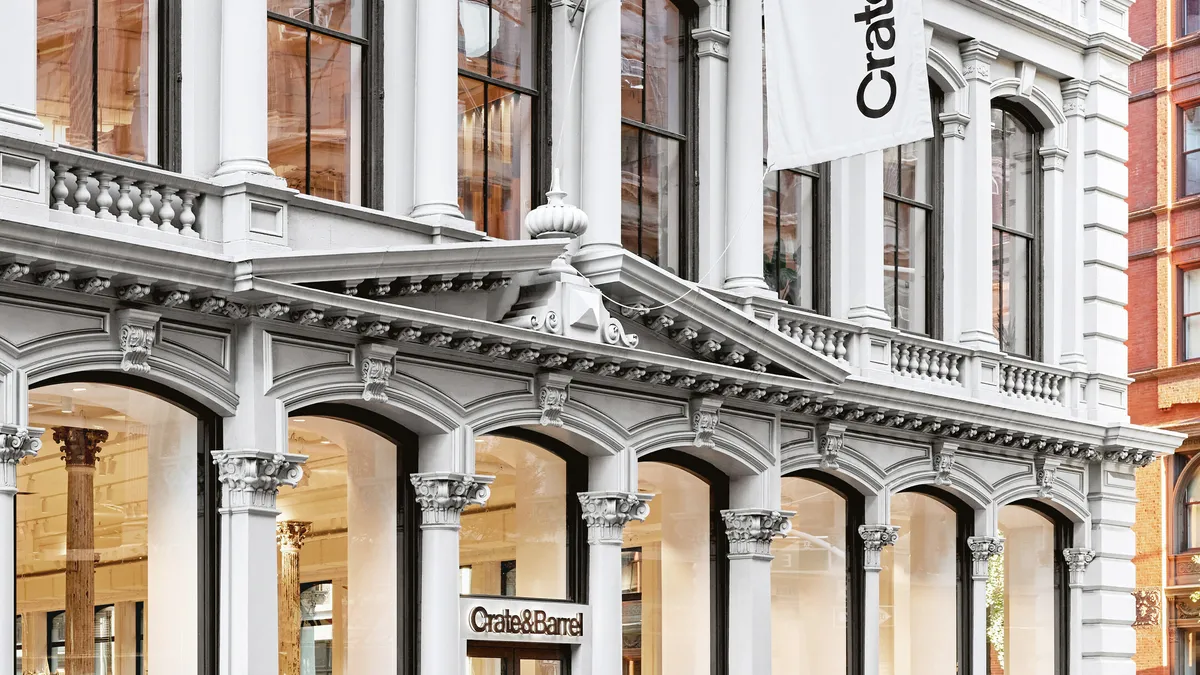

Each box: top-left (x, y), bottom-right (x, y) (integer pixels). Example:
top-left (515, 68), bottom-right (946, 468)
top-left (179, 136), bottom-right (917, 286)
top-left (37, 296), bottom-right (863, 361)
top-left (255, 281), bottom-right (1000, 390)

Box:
top-left (763, 166), bottom-right (822, 310)
top-left (267, 0), bottom-right (368, 205)
top-left (621, 0), bottom-right (689, 274)
top-left (1183, 268), bottom-right (1200, 360)
top-left (990, 105), bottom-right (1040, 358)
top-left (37, 0), bottom-right (160, 163)
top-left (1183, 106), bottom-right (1200, 197)
top-left (458, 0), bottom-right (540, 240)
top-left (1186, 0), bottom-right (1200, 36)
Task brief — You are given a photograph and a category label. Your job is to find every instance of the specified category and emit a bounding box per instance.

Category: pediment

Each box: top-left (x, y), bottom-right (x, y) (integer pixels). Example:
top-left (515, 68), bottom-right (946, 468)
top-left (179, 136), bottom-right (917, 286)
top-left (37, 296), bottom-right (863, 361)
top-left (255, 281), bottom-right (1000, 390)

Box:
top-left (573, 249), bottom-right (849, 385)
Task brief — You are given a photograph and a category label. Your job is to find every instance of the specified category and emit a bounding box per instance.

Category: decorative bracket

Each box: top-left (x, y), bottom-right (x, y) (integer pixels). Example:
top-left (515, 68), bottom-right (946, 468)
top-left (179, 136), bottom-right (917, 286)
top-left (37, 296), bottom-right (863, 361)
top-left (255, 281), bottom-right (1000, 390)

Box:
top-left (536, 372), bottom-right (572, 427)
top-left (1035, 456), bottom-right (1060, 499)
top-left (817, 421), bottom-right (846, 471)
top-left (721, 509), bottom-right (794, 560)
top-left (114, 308), bottom-right (161, 374)
top-left (690, 397), bottom-right (722, 448)
top-left (933, 440), bottom-right (957, 486)
top-left (578, 491), bottom-right (652, 545)
top-left (357, 343), bottom-right (397, 403)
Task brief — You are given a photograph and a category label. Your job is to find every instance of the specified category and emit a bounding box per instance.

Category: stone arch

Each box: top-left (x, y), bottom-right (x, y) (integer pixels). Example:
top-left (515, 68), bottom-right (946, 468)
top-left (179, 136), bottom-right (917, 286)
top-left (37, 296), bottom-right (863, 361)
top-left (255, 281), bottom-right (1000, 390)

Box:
top-left (780, 440), bottom-right (886, 497)
top-left (468, 399), bottom-right (628, 459)
top-left (887, 470), bottom-right (993, 514)
top-left (990, 78), bottom-right (1067, 148)
top-left (629, 417), bottom-right (771, 477)
top-left (993, 485), bottom-right (1089, 526)
top-left (274, 370), bottom-right (466, 437)
top-left (927, 46), bottom-right (967, 117)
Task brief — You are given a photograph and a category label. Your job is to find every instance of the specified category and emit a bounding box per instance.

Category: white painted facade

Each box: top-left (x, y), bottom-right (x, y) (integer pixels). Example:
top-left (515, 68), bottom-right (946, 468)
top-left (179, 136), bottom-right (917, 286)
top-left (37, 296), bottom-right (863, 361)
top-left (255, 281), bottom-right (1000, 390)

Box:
top-left (0, 0), bottom-right (1182, 674)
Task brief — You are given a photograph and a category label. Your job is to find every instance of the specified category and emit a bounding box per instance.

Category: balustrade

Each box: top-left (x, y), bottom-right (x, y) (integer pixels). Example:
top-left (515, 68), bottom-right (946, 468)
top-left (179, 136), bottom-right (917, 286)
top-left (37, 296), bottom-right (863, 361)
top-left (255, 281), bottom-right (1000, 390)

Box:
top-left (891, 339), bottom-right (964, 386)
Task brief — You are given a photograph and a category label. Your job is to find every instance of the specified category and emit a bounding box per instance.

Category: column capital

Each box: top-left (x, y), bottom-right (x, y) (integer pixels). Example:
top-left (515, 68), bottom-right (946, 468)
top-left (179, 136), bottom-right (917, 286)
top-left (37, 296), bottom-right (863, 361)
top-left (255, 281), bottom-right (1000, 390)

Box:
top-left (1063, 547), bottom-right (1096, 586)
top-left (579, 491), bottom-right (653, 545)
top-left (0, 423), bottom-right (43, 491)
top-left (410, 472), bottom-right (494, 529)
top-left (53, 426), bottom-right (109, 466)
top-left (1061, 79), bottom-right (1090, 117)
top-left (1040, 146), bottom-right (1070, 173)
top-left (276, 520), bottom-right (312, 552)
top-left (859, 524), bottom-right (900, 570)
top-left (967, 536), bottom-right (1005, 579)
top-left (959, 40), bottom-right (999, 82)
top-left (213, 449), bottom-right (306, 513)
top-left (721, 509), bottom-right (794, 561)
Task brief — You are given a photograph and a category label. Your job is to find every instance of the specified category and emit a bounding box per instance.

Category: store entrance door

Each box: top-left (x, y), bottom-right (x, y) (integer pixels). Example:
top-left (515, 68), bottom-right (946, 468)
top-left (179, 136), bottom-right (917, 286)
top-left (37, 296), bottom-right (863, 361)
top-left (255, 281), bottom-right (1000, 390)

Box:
top-left (466, 643), bottom-right (567, 675)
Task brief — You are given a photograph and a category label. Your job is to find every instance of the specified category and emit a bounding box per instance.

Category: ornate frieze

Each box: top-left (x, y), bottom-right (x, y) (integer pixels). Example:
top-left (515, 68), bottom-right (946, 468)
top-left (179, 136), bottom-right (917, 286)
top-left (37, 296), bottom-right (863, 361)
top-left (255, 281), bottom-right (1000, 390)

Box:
top-left (690, 397), bottom-right (721, 448)
top-left (537, 372), bottom-right (571, 427)
top-left (212, 449), bottom-right (306, 511)
top-left (578, 491), bottom-right (653, 545)
top-left (933, 440), bottom-right (957, 486)
top-left (1063, 548), bottom-right (1096, 586)
top-left (722, 509), bottom-right (794, 560)
top-left (967, 536), bottom-right (1005, 579)
top-left (410, 472), bottom-right (494, 529)
top-left (817, 422), bottom-right (846, 471)
top-left (1133, 588), bottom-right (1161, 627)
top-left (859, 524), bottom-right (900, 570)
top-left (0, 424), bottom-right (43, 490)
top-left (115, 308), bottom-right (161, 374)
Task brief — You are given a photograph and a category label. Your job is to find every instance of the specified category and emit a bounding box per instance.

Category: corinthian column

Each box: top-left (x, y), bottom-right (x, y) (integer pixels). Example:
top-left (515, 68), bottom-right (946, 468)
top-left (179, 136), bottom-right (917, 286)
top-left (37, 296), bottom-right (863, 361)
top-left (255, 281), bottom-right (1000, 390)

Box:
top-left (213, 449), bottom-right (305, 675)
top-left (967, 536), bottom-right (1005, 675)
top-left (411, 472), bottom-right (494, 675)
top-left (723, 509), bottom-right (793, 675)
top-left (0, 425), bottom-right (42, 675)
top-left (277, 521), bottom-right (311, 675)
top-left (1065, 547), bottom-right (1096, 675)
top-left (859, 524), bottom-right (899, 675)
top-left (579, 491), bottom-right (653, 675)
top-left (53, 427), bottom-right (109, 675)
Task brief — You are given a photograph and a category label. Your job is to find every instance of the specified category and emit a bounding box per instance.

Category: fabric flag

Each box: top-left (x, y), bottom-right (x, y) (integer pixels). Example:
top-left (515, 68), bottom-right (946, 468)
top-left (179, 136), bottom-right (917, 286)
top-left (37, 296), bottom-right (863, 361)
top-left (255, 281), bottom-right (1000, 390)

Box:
top-left (764, 0), bottom-right (933, 169)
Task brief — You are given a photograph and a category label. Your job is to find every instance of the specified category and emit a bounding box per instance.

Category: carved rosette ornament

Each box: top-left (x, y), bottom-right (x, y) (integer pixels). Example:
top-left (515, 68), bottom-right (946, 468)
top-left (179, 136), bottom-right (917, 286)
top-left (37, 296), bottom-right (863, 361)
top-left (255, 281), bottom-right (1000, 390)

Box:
top-left (1063, 547), bottom-right (1096, 587)
top-left (967, 536), bottom-right (1005, 579)
top-left (0, 424), bottom-right (43, 490)
top-left (212, 449), bottom-right (306, 511)
top-left (410, 472), bottom-right (494, 529)
top-left (578, 491), bottom-right (653, 545)
top-left (859, 524), bottom-right (900, 571)
top-left (721, 509), bottom-right (795, 560)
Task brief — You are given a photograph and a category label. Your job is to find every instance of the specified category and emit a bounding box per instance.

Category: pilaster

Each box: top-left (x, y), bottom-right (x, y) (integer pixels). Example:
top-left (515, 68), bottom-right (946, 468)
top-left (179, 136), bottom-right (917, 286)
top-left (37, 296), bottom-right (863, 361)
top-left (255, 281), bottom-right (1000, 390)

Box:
top-left (724, 509), bottom-right (792, 675)
top-left (1059, 80), bottom-right (1089, 372)
top-left (0, 0), bottom-right (44, 140)
top-left (968, 536), bottom-right (1005, 675)
top-left (694, 2), bottom-right (730, 287)
top-left (860, 524), bottom-right (900, 675)
top-left (1080, 460), bottom-right (1136, 675)
top-left (0, 425), bottom-right (41, 675)
top-left (939, 108), bottom-right (971, 342)
top-left (1041, 145), bottom-right (1070, 368)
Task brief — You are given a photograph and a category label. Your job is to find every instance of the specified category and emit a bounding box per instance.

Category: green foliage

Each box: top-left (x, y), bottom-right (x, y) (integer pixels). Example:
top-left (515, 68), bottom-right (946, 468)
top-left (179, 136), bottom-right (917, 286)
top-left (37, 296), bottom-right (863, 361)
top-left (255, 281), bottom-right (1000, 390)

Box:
top-left (985, 540), bottom-right (1006, 669)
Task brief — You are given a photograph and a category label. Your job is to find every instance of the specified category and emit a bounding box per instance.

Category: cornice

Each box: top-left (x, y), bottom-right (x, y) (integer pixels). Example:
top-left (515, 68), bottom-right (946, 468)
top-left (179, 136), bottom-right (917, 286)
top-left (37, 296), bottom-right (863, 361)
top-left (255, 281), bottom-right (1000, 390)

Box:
top-left (944, 0), bottom-right (1146, 65)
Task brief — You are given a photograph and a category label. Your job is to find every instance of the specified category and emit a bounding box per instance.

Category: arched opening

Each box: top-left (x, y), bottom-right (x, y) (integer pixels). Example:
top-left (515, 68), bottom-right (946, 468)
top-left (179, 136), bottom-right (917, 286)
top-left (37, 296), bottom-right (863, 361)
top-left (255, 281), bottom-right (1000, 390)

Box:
top-left (771, 470), bottom-right (865, 675)
top-left (623, 450), bottom-right (729, 675)
top-left (18, 375), bottom-right (220, 675)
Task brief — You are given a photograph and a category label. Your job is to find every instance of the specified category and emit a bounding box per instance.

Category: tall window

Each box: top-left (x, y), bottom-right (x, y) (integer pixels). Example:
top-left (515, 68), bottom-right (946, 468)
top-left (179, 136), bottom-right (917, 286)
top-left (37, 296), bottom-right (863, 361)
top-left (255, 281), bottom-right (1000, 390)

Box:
top-left (37, 0), bottom-right (160, 163)
top-left (1183, 268), bottom-right (1200, 361)
top-left (991, 105), bottom-right (1040, 358)
top-left (883, 94), bottom-right (940, 334)
top-left (621, 0), bottom-right (688, 274)
top-left (764, 167), bottom-right (822, 310)
top-left (458, 0), bottom-right (540, 240)
top-left (1185, 0), bottom-right (1200, 36)
top-left (267, 0), bottom-right (368, 204)
top-left (1183, 106), bottom-right (1200, 197)
top-left (1180, 457), bottom-right (1200, 550)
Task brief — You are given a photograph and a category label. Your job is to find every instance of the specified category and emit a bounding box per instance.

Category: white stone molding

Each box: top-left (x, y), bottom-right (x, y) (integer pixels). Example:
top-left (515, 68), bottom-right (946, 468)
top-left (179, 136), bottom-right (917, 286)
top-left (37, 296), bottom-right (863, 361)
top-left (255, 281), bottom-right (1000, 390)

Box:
top-left (859, 524), bottom-right (900, 570)
top-left (1061, 79), bottom-right (1090, 117)
top-left (356, 343), bottom-right (396, 403)
top-left (0, 424), bottom-right (42, 491)
top-left (1036, 456), bottom-right (1060, 498)
top-left (114, 308), bottom-right (161, 374)
top-left (817, 421), bottom-right (846, 471)
top-left (690, 397), bottom-right (722, 448)
top-left (959, 40), bottom-right (998, 83)
top-left (721, 509), bottom-right (794, 560)
top-left (536, 372), bottom-right (572, 428)
top-left (967, 536), bottom-right (1005, 579)
top-left (212, 449), bottom-right (306, 512)
top-left (410, 472), bottom-right (494, 529)
top-left (1063, 547), bottom-right (1096, 586)
top-left (578, 491), bottom-right (652, 545)
top-left (933, 440), bottom-right (957, 486)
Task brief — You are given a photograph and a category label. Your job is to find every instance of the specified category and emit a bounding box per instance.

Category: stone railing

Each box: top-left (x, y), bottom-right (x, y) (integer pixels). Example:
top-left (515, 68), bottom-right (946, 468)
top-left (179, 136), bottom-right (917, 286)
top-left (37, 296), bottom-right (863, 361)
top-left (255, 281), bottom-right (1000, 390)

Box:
top-left (46, 146), bottom-right (219, 238)
top-left (890, 335), bottom-right (966, 386)
top-left (776, 312), bottom-right (854, 364)
top-left (997, 356), bottom-right (1069, 406)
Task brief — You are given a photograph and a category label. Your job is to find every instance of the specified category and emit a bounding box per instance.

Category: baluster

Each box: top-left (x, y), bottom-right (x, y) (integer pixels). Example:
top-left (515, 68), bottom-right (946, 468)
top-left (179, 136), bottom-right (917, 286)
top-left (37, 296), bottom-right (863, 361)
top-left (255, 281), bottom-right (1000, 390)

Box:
top-left (823, 333), bottom-right (837, 359)
top-left (70, 168), bottom-right (94, 216)
top-left (1022, 370), bottom-right (1034, 398)
top-left (801, 326), bottom-right (815, 349)
top-left (51, 164), bottom-right (72, 211)
top-left (1003, 366), bottom-right (1015, 395)
top-left (834, 331), bottom-right (848, 361)
top-left (937, 353), bottom-right (950, 383)
top-left (115, 177), bottom-right (136, 224)
top-left (812, 328), bottom-right (826, 355)
top-left (917, 348), bottom-right (931, 379)
top-left (179, 191), bottom-right (199, 238)
top-left (137, 181), bottom-right (158, 228)
top-left (157, 186), bottom-right (179, 232)
top-left (891, 343), bottom-right (900, 372)
top-left (94, 173), bottom-right (115, 220)
top-left (949, 355), bottom-right (961, 383)
top-left (1048, 376), bottom-right (1062, 403)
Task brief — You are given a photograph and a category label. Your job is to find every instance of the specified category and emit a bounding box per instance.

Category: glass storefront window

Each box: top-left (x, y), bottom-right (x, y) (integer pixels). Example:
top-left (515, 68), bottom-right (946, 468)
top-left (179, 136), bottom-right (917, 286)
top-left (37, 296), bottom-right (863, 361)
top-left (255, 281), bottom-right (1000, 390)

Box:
top-left (461, 435), bottom-right (568, 599)
top-left (771, 477), bottom-right (848, 674)
top-left (988, 505), bottom-right (1058, 675)
top-left (280, 416), bottom-right (398, 674)
top-left (622, 461), bottom-right (711, 675)
top-left (880, 491), bottom-right (959, 675)
top-left (37, 0), bottom-right (158, 162)
top-left (18, 383), bottom-right (199, 675)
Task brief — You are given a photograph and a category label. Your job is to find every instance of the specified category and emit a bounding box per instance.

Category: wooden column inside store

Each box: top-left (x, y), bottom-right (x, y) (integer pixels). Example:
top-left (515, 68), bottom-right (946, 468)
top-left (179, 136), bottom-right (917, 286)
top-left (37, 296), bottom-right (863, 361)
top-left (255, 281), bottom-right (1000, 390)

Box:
top-left (277, 521), bottom-right (311, 675)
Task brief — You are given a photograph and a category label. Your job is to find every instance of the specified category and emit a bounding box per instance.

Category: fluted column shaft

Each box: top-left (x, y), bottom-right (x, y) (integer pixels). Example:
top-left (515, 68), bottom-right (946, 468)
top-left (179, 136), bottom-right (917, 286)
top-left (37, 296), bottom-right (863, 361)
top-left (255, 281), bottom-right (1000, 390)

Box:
top-left (277, 521), bottom-right (311, 675)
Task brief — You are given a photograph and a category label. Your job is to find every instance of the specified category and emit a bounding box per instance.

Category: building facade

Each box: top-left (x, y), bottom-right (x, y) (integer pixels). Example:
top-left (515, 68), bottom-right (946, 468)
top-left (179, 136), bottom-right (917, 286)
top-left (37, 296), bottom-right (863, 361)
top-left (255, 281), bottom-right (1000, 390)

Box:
top-left (0, 1), bottom-right (1178, 675)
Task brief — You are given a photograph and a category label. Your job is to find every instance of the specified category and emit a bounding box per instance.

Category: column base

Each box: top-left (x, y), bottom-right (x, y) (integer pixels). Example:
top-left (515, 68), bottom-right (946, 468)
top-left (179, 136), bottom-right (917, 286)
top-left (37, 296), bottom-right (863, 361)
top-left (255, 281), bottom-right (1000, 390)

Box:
top-left (847, 305), bottom-right (893, 329)
top-left (0, 104), bottom-right (45, 142)
top-left (959, 329), bottom-right (1002, 352)
top-left (409, 210), bottom-right (478, 231)
top-left (722, 277), bottom-right (774, 298)
top-left (214, 158), bottom-right (280, 180)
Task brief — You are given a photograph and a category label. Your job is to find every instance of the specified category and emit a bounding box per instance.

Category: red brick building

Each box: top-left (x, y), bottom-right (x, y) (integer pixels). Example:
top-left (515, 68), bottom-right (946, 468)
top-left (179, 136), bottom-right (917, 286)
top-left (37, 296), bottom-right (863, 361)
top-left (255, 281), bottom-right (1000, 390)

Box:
top-left (1130, 1), bottom-right (1200, 673)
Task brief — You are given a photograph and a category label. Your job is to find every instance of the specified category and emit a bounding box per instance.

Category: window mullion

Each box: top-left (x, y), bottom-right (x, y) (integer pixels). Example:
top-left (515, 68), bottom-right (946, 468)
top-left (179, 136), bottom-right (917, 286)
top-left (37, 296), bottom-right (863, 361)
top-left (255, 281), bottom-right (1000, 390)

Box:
top-left (92, 0), bottom-right (100, 151)
top-left (304, 30), bottom-right (312, 195)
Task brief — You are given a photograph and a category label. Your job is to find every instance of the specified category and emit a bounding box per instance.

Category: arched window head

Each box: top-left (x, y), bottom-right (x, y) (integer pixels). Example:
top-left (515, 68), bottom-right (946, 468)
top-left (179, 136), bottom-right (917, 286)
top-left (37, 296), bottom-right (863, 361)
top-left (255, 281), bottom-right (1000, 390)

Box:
top-left (1184, 462), bottom-right (1200, 550)
top-left (990, 104), bottom-right (1041, 357)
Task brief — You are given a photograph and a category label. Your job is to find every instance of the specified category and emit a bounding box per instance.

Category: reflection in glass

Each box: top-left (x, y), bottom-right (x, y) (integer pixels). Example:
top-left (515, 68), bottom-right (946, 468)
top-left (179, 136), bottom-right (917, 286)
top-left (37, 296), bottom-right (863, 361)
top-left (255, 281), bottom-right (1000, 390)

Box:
top-left (623, 462), bottom-right (710, 675)
top-left (990, 107), bottom-right (1037, 356)
top-left (763, 168), bottom-right (817, 309)
top-left (988, 506), bottom-right (1057, 675)
top-left (280, 417), bottom-right (397, 674)
top-left (461, 436), bottom-right (567, 599)
top-left (880, 492), bottom-right (958, 675)
top-left (38, 0), bottom-right (157, 162)
top-left (771, 478), bottom-right (847, 674)
top-left (458, 77), bottom-right (533, 240)
top-left (1186, 270), bottom-right (1200, 361)
top-left (18, 383), bottom-right (198, 675)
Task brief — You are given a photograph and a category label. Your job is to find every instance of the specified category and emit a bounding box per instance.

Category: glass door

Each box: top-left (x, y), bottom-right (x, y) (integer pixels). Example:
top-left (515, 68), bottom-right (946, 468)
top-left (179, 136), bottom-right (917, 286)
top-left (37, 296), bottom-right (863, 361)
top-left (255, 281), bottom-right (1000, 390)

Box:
top-left (467, 644), bottom-right (565, 675)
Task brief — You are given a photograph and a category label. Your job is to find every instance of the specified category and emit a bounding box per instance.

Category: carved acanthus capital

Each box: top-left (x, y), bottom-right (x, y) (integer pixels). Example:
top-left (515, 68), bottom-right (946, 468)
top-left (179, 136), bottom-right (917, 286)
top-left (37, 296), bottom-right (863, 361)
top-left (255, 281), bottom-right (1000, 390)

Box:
top-left (410, 472), bottom-right (494, 529)
top-left (1061, 79), bottom-right (1090, 117)
top-left (578, 491), bottom-right (653, 545)
top-left (0, 424), bottom-right (44, 491)
top-left (967, 536), bottom-right (1005, 578)
top-left (859, 524), bottom-right (900, 570)
top-left (1063, 547), bottom-right (1096, 586)
top-left (212, 449), bottom-right (306, 512)
top-left (817, 422), bottom-right (845, 471)
top-left (690, 397), bottom-right (722, 448)
top-left (53, 426), bottom-right (109, 467)
top-left (959, 40), bottom-right (999, 83)
top-left (537, 372), bottom-right (572, 428)
top-left (276, 520), bottom-right (312, 552)
top-left (721, 509), bottom-right (794, 560)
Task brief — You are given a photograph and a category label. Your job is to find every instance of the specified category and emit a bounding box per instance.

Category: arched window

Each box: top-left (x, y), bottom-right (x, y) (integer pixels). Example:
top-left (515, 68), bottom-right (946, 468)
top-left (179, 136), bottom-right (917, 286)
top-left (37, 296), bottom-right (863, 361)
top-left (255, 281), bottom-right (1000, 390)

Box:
top-left (881, 489), bottom-right (970, 674)
top-left (771, 473), bottom-right (864, 675)
top-left (1182, 459), bottom-right (1200, 551)
top-left (990, 103), bottom-right (1042, 357)
top-left (621, 0), bottom-right (692, 274)
top-left (623, 454), bottom-right (727, 675)
top-left (989, 502), bottom-right (1069, 675)
top-left (18, 379), bottom-right (217, 675)
top-left (458, 0), bottom-right (545, 239)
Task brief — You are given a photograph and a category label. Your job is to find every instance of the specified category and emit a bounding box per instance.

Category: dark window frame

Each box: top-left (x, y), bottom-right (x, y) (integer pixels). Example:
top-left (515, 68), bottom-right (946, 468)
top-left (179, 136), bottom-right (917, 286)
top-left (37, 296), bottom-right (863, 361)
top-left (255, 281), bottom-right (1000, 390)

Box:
top-left (1179, 266), bottom-right (1200, 363)
top-left (990, 99), bottom-right (1044, 360)
top-left (456, 0), bottom-right (552, 237)
top-left (1181, 105), bottom-right (1200, 198)
top-left (1183, 0), bottom-right (1200, 38)
top-left (31, 371), bottom-right (222, 675)
top-left (1172, 452), bottom-right (1200, 554)
top-left (266, 0), bottom-right (384, 208)
top-left (763, 164), bottom-right (832, 315)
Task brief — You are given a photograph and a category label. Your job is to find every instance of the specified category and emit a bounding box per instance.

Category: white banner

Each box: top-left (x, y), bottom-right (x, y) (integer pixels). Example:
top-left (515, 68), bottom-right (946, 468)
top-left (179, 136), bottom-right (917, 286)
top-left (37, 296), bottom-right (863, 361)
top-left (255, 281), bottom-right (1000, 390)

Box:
top-left (764, 0), bottom-right (933, 169)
